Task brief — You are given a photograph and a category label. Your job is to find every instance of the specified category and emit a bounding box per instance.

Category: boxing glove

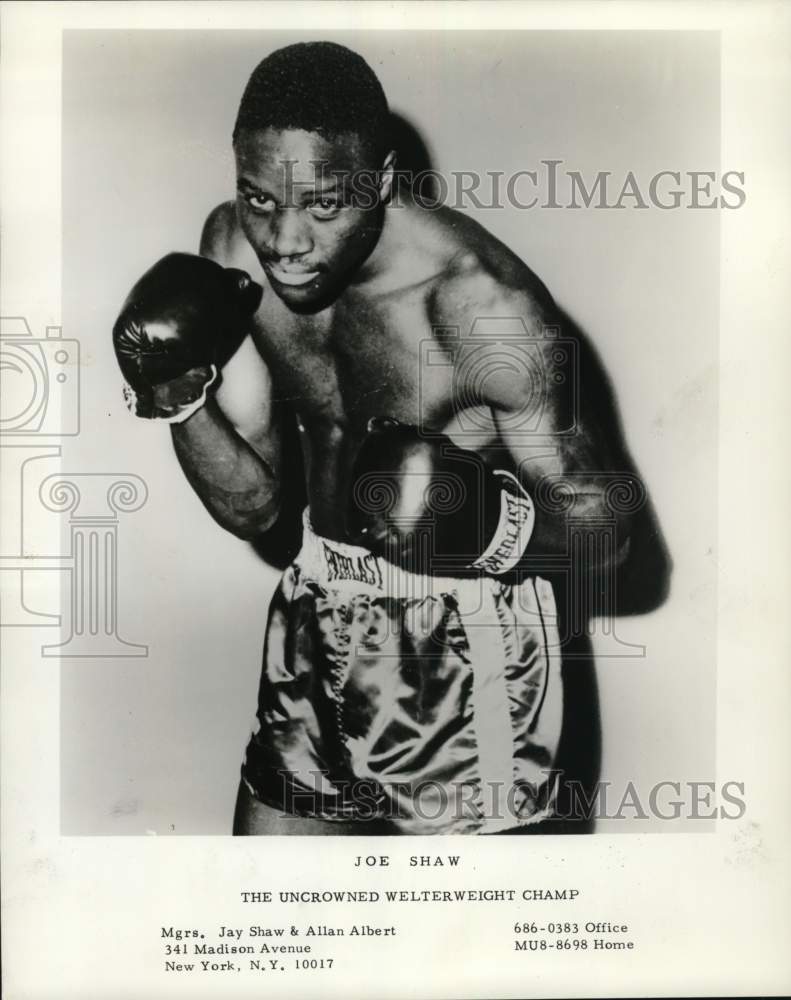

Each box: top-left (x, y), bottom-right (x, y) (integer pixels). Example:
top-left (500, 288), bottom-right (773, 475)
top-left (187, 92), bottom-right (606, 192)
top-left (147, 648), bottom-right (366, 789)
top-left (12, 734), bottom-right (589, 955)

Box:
top-left (113, 252), bottom-right (263, 421)
top-left (348, 418), bottom-right (535, 576)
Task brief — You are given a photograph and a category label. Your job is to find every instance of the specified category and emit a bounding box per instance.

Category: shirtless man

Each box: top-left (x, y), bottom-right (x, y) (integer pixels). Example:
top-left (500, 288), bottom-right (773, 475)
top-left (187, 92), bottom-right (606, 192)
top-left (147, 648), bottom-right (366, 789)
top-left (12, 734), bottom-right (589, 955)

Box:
top-left (113, 42), bottom-right (651, 835)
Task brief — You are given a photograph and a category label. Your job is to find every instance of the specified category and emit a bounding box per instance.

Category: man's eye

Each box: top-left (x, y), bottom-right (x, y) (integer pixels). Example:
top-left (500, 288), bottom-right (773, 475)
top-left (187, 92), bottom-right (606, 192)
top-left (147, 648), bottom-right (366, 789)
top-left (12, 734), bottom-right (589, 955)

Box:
top-left (308, 199), bottom-right (342, 219)
top-left (243, 194), bottom-right (276, 213)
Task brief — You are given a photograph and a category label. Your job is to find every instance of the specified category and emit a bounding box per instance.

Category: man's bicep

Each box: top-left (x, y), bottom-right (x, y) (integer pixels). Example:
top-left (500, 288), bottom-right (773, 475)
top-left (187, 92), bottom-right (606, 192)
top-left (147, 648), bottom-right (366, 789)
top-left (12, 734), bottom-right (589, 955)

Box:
top-left (215, 336), bottom-right (281, 467)
top-left (472, 336), bottom-right (571, 463)
top-left (484, 337), bottom-right (613, 484)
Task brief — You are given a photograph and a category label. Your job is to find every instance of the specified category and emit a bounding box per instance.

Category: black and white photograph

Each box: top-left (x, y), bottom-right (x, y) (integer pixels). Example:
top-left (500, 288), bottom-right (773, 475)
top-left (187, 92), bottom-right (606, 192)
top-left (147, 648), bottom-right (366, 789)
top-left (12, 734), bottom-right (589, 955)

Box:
top-left (62, 27), bottom-right (716, 838)
top-left (2, 2), bottom-right (789, 998)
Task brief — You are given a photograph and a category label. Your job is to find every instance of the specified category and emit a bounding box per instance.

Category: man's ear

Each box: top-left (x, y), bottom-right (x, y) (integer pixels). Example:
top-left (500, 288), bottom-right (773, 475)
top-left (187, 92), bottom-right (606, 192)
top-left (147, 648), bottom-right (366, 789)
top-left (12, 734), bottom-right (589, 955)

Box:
top-left (378, 150), bottom-right (397, 202)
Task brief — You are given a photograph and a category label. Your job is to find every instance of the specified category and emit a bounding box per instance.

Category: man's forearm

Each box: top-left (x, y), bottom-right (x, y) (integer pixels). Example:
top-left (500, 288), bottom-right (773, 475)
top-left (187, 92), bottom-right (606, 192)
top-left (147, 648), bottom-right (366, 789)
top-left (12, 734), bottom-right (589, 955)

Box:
top-left (508, 436), bottom-right (636, 567)
top-left (171, 399), bottom-right (280, 539)
top-left (530, 484), bottom-right (634, 567)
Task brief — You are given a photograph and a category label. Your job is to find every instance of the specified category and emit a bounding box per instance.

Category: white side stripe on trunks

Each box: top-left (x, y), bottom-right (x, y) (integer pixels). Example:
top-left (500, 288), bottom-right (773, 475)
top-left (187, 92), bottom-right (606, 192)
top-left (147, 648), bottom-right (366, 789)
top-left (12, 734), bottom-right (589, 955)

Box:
top-left (462, 588), bottom-right (521, 833)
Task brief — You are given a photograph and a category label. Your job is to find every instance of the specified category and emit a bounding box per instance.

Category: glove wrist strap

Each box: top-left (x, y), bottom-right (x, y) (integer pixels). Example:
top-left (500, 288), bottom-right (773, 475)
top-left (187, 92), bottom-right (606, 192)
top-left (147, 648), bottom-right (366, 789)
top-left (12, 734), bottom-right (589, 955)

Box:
top-left (470, 470), bottom-right (535, 575)
top-left (123, 365), bottom-right (219, 423)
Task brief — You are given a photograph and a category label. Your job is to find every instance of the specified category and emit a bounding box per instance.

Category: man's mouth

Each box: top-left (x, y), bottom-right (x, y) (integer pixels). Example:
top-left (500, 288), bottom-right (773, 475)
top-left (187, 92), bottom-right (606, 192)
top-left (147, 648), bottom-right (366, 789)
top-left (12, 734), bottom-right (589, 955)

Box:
top-left (266, 264), bottom-right (321, 287)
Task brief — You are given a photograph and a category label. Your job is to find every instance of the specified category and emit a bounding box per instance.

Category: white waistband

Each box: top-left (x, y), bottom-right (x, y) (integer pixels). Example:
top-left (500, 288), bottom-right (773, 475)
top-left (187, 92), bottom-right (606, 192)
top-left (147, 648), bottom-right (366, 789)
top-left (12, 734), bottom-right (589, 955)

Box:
top-left (295, 512), bottom-right (490, 602)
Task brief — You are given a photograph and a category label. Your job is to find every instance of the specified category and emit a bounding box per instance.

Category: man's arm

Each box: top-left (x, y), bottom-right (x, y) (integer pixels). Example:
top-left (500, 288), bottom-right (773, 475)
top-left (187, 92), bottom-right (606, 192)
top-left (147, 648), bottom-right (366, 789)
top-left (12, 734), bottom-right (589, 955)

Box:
top-left (169, 204), bottom-right (281, 540)
top-left (449, 275), bottom-right (636, 565)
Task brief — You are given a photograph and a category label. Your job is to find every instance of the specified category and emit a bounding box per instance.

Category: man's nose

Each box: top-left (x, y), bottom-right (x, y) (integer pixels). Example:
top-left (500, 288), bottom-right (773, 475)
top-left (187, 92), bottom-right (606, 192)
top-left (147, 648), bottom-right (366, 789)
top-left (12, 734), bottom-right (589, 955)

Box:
top-left (268, 208), bottom-right (312, 258)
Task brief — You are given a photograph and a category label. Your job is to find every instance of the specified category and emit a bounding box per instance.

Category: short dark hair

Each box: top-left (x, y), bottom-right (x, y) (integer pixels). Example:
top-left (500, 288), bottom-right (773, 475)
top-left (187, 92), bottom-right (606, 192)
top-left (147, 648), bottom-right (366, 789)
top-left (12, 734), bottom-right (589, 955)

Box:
top-left (233, 41), bottom-right (390, 159)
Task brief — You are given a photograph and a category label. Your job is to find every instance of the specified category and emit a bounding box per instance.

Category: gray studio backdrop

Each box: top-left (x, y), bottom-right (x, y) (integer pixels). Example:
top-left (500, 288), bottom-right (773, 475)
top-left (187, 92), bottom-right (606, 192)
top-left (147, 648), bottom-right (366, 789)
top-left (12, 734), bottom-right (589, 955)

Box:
top-left (61, 30), bottom-right (718, 834)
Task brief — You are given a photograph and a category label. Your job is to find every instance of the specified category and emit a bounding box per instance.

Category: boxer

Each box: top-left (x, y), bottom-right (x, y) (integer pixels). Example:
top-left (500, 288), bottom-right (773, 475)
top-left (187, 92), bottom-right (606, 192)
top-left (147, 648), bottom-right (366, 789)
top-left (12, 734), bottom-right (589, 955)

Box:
top-left (113, 42), bottom-right (647, 834)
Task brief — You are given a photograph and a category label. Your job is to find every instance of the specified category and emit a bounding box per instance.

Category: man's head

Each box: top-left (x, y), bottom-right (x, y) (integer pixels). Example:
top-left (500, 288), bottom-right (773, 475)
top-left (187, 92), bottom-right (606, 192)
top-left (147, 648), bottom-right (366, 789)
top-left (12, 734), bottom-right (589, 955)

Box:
top-left (233, 42), bottom-right (395, 310)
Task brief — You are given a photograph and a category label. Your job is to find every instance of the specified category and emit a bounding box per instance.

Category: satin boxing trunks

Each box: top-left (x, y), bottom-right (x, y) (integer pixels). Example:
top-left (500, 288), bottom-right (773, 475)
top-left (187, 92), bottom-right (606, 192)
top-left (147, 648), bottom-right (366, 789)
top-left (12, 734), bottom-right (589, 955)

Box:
top-left (242, 515), bottom-right (563, 834)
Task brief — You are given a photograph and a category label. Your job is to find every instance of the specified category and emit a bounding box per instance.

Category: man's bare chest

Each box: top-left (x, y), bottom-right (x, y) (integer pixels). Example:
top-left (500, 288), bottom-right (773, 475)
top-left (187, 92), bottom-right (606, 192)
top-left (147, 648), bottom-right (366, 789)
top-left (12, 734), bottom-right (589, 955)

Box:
top-left (250, 287), bottom-right (455, 432)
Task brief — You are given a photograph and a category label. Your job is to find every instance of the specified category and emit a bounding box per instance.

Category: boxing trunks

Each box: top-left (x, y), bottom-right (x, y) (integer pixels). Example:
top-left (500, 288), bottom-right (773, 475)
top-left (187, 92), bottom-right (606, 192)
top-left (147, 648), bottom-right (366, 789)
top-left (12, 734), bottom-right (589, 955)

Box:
top-left (241, 514), bottom-right (563, 834)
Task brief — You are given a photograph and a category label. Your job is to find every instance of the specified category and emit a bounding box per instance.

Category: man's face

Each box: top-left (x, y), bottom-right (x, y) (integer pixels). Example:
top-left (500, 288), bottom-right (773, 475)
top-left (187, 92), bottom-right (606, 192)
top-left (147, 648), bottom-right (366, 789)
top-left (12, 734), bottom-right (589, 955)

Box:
top-left (234, 127), bottom-right (385, 310)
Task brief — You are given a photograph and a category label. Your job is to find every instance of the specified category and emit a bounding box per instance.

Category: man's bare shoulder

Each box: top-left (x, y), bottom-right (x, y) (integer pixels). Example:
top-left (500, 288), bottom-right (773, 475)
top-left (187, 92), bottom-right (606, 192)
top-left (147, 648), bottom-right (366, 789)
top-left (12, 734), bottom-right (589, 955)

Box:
top-left (426, 207), bottom-right (555, 336)
top-left (199, 201), bottom-right (259, 274)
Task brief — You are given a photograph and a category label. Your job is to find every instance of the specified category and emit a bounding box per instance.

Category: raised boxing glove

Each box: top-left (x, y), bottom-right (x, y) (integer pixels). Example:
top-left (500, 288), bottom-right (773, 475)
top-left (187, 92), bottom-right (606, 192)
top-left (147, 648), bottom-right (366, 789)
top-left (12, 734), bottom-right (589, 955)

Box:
top-left (348, 418), bottom-right (535, 576)
top-left (113, 252), bottom-right (263, 421)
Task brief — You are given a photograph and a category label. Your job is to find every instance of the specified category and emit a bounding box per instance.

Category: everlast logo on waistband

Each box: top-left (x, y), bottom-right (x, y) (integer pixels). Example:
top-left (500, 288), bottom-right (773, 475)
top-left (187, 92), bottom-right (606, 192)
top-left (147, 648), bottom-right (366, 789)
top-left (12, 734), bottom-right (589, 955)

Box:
top-left (322, 542), bottom-right (384, 589)
top-left (472, 479), bottom-right (536, 576)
